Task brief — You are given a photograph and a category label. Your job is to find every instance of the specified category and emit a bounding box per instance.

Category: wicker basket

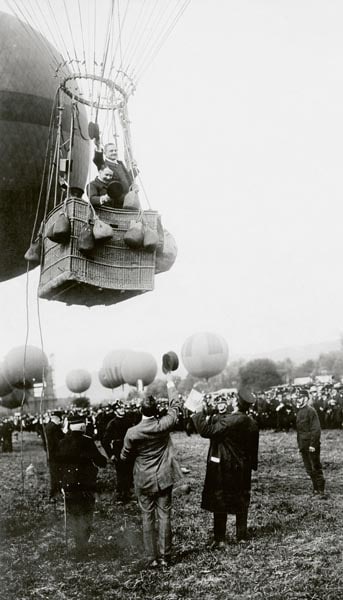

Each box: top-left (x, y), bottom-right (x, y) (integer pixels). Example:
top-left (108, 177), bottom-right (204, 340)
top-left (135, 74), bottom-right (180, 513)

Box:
top-left (38, 198), bottom-right (159, 307)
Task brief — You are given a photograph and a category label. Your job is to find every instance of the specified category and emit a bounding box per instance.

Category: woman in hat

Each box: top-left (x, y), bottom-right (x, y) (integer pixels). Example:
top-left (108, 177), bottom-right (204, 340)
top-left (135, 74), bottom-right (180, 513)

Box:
top-left (191, 388), bottom-right (259, 548)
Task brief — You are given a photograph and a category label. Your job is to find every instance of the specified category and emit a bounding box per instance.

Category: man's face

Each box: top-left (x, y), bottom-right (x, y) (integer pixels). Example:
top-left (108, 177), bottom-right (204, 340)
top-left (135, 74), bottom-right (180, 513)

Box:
top-left (99, 167), bottom-right (113, 183)
top-left (105, 144), bottom-right (118, 161)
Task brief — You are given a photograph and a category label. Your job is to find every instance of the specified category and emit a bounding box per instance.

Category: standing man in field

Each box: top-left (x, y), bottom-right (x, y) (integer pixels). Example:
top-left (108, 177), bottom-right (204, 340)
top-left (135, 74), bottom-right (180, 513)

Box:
top-left (191, 389), bottom-right (259, 548)
top-left (296, 389), bottom-right (326, 497)
top-left (56, 414), bottom-right (107, 558)
top-left (120, 375), bottom-right (181, 569)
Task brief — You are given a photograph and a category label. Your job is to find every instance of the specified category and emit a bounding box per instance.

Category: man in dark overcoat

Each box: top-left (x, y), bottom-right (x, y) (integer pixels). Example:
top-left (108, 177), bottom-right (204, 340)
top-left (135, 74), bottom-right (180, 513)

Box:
top-left (191, 388), bottom-right (259, 548)
top-left (56, 414), bottom-right (107, 557)
top-left (102, 400), bottom-right (135, 503)
top-left (44, 411), bottom-right (65, 500)
top-left (296, 389), bottom-right (325, 496)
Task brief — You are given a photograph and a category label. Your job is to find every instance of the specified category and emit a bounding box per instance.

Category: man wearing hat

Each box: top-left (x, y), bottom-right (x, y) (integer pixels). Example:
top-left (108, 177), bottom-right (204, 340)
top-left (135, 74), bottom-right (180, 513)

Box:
top-left (44, 411), bottom-right (65, 501)
top-left (120, 375), bottom-right (181, 568)
top-left (56, 414), bottom-right (107, 557)
top-left (92, 138), bottom-right (139, 207)
top-left (296, 390), bottom-right (326, 497)
top-left (191, 387), bottom-right (259, 548)
top-left (102, 400), bottom-right (136, 503)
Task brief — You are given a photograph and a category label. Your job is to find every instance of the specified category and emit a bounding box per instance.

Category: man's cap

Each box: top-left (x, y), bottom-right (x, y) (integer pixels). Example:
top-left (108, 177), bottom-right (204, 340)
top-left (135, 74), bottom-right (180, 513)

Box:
top-left (68, 413), bottom-right (86, 425)
top-left (298, 389), bottom-right (309, 398)
top-left (51, 411), bottom-right (63, 420)
top-left (237, 387), bottom-right (256, 404)
top-left (162, 351), bottom-right (179, 374)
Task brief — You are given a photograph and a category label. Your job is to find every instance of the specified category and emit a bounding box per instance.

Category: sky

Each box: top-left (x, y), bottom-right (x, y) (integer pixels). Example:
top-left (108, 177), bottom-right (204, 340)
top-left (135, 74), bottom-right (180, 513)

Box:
top-left (1, 0), bottom-right (343, 389)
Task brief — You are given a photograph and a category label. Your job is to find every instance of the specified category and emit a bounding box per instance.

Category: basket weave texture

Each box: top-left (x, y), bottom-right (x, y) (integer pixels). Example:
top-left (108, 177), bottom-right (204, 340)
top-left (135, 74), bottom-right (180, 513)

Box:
top-left (38, 198), bottom-right (158, 306)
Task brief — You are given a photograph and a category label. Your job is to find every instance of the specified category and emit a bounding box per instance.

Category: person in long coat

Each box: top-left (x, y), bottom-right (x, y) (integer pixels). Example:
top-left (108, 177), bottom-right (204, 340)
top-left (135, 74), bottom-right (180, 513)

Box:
top-left (56, 414), bottom-right (107, 557)
top-left (44, 411), bottom-right (65, 500)
top-left (120, 376), bottom-right (181, 568)
top-left (191, 388), bottom-right (259, 548)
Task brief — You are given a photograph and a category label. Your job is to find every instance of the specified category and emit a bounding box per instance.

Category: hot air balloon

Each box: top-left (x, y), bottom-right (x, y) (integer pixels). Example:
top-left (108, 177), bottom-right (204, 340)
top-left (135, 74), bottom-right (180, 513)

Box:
top-left (0, 10), bottom-right (89, 283)
top-left (66, 369), bottom-right (92, 394)
top-left (100, 349), bottom-right (133, 389)
top-left (181, 332), bottom-right (229, 380)
top-left (3, 345), bottom-right (49, 389)
top-left (121, 351), bottom-right (157, 387)
top-left (1, 1), bottom-right (186, 304)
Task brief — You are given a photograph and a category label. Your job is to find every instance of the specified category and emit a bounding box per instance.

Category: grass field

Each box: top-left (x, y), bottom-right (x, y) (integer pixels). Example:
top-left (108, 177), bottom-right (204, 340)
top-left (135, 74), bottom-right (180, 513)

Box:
top-left (0, 429), bottom-right (342, 600)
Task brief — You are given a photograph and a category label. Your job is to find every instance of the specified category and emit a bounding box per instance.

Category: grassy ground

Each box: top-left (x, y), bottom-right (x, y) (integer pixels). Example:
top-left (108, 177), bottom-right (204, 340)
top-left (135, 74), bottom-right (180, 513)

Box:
top-left (0, 429), bottom-right (342, 600)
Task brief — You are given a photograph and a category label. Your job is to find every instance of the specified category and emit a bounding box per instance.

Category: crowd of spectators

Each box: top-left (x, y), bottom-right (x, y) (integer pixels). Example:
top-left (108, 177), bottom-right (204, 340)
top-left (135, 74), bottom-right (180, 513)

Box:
top-left (1, 381), bottom-right (342, 453)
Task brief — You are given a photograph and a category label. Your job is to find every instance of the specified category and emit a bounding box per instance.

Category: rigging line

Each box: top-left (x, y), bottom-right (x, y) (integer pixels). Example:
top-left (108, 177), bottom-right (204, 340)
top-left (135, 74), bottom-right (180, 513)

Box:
top-left (117, 0), bottom-right (148, 71)
top-left (123, 0), bottom-right (160, 77)
top-left (46, 0), bottom-right (73, 64)
top-left (62, 0), bottom-right (82, 78)
top-left (107, 0), bottom-right (131, 83)
top-left (29, 0), bottom-right (65, 66)
top-left (6, 0), bottom-right (61, 72)
top-left (92, 0), bottom-right (96, 118)
top-left (77, 0), bottom-right (92, 102)
top-left (96, 0), bottom-right (116, 120)
top-left (132, 0), bottom-right (186, 78)
top-left (135, 0), bottom-right (191, 82)
top-left (29, 89), bottom-right (60, 245)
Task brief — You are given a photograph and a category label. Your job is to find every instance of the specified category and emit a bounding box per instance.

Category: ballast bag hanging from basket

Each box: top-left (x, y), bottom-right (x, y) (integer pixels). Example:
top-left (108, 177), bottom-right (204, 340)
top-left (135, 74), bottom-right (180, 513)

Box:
top-left (46, 211), bottom-right (71, 244)
top-left (123, 189), bottom-right (141, 210)
top-left (24, 237), bottom-right (42, 264)
top-left (124, 220), bottom-right (144, 249)
top-left (78, 221), bottom-right (95, 256)
top-left (93, 217), bottom-right (114, 242)
top-left (143, 226), bottom-right (159, 252)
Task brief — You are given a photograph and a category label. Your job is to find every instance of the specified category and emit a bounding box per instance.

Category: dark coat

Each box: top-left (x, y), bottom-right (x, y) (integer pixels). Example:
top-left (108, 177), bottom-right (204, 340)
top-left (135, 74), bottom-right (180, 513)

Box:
top-left (93, 150), bottom-right (134, 194)
top-left (44, 421), bottom-right (64, 461)
top-left (86, 177), bottom-right (116, 208)
top-left (296, 405), bottom-right (321, 451)
top-left (56, 431), bottom-right (107, 492)
top-left (102, 413), bottom-right (135, 459)
top-left (192, 411), bottom-right (259, 514)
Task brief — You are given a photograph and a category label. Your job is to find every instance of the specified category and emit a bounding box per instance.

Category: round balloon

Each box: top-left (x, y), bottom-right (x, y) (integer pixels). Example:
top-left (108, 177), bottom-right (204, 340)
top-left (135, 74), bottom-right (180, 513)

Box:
top-left (98, 366), bottom-right (122, 390)
top-left (121, 351), bottom-right (157, 386)
top-left (3, 345), bottom-right (49, 388)
top-left (66, 369), bottom-right (91, 394)
top-left (0, 363), bottom-right (13, 397)
top-left (181, 332), bottom-right (229, 379)
top-left (102, 349), bottom-right (133, 387)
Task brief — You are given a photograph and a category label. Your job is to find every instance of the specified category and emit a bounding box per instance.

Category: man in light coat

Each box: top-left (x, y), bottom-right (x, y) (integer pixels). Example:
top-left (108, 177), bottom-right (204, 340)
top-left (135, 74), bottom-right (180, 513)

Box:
top-left (120, 376), bottom-right (180, 568)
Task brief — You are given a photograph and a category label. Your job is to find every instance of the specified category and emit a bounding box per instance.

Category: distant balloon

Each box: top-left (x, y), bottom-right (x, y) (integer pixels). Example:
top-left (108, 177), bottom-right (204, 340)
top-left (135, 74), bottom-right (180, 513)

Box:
top-left (121, 351), bottom-right (157, 386)
top-left (181, 332), bottom-right (229, 380)
top-left (3, 345), bottom-right (49, 389)
top-left (66, 369), bottom-right (91, 394)
top-left (0, 11), bottom-right (89, 283)
top-left (102, 349), bottom-right (134, 387)
top-left (0, 363), bottom-right (13, 397)
top-left (98, 366), bottom-right (122, 390)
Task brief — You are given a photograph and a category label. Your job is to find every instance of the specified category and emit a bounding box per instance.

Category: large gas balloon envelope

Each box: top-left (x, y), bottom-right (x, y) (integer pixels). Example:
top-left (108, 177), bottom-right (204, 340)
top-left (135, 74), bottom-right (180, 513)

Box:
top-left (121, 351), bottom-right (157, 387)
top-left (181, 332), bottom-right (229, 380)
top-left (3, 345), bottom-right (49, 389)
top-left (66, 369), bottom-right (92, 394)
top-left (0, 11), bottom-right (89, 283)
top-left (0, 364), bottom-right (13, 397)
